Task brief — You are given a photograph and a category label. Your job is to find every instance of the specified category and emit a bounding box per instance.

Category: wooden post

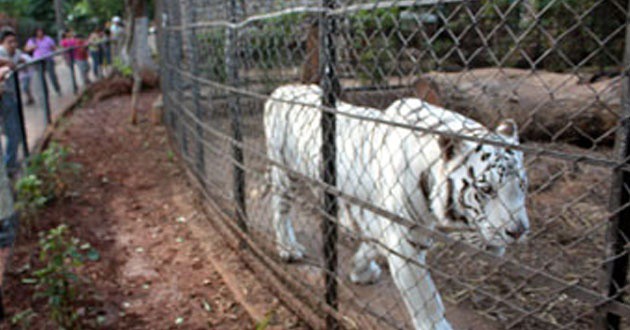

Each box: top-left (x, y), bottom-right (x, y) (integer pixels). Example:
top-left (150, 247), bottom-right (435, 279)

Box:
top-left (602, 1), bottom-right (630, 328)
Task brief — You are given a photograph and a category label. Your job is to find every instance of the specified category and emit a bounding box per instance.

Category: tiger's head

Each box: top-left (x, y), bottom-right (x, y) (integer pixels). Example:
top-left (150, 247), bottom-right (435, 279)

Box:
top-left (432, 120), bottom-right (529, 254)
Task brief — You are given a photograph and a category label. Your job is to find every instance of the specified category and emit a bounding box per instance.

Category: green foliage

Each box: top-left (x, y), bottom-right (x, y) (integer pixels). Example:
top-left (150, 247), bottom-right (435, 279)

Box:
top-left (245, 13), bottom-right (307, 70)
top-left (113, 58), bottom-right (133, 78)
top-left (0, 0), bottom-right (30, 18)
top-left (15, 143), bottom-right (80, 220)
top-left (255, 309), bottom-right (275, 330)
top-left (15, 174), bottom-right (47, 216)
top-left (10, 308), bottom-right (37, 330)
top-left (349, 8), bottom-right (402, 85)
top-left (2, 0), bottom-right (152, 38)
top-left (432, 0), bottom-right (626, 71)
top-left (66, 0), bottom-right (126, 34)
top-left (197, 30), bottom-right (227, 83)
top-left (27, 224), bottom-right (98, 329)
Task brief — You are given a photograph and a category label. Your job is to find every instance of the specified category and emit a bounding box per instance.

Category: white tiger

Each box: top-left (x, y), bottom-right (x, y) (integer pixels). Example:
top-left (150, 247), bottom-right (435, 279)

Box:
top-left (264, 84), bottom-right (529, 330)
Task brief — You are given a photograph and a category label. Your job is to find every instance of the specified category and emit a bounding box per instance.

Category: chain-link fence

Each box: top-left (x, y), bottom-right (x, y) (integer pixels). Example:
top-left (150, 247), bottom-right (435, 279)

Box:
top-left (159, 0), bottom-right (630, 329)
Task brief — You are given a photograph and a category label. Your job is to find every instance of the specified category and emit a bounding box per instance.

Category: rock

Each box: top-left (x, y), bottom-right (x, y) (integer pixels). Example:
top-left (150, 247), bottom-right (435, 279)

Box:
top-left (419, 68), bottom-right (620, 147)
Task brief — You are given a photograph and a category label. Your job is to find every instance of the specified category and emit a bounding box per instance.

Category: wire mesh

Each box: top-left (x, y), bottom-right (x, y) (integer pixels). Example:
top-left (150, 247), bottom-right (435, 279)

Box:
top-left (159, 0), bottom-right (630, 329)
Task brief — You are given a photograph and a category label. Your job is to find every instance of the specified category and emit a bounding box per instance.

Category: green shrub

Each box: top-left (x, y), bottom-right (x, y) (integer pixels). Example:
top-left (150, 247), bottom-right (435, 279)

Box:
top-left (15, 174), bottom-right (47, 216)
top-left (15, 143), bottom-right (80, 220)
top-left (113, 58), bottom-right (133, 78)
top-left (10, 308), bottom-right (36, 330)
top-left (26, 224), bottom-right (99, 329)
top-left (348, 8), bottom-right (402, 85)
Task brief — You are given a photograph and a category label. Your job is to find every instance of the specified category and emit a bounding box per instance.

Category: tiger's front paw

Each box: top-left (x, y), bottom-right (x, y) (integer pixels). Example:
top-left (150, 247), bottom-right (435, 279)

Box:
top-left (350, 260), bottom-right (382, 285)
top-left (278, 242), bottom-right (306, 262)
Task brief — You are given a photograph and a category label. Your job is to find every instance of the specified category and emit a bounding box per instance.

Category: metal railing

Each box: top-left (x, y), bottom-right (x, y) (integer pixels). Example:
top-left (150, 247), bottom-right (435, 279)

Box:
top-left (0, 37), bottom-right (114, 319)
top-left (159, 1), bottom-right (630, 329)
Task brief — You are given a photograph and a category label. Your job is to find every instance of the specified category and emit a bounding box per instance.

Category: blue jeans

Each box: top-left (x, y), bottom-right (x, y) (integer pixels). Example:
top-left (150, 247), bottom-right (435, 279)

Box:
top-left (90, 50), bottom-right (101, 77)
top-left (1, 92), bottom-right (22, 173)
top-left (43, 58), bottom-right (61, 94)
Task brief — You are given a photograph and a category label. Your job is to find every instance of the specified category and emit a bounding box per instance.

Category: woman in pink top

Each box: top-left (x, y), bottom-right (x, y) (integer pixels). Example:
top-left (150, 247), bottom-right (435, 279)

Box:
top-left (24, 28), bottom-right (62, 95)
top-left (60, 30), bottom-right (79, 66)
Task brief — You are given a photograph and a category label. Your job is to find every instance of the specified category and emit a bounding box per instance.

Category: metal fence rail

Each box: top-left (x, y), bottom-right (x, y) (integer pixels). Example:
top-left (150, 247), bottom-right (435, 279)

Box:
top-left (0, 38), bottom-right (114, 319)
top-left (159, 1), bottom-right (630, 329)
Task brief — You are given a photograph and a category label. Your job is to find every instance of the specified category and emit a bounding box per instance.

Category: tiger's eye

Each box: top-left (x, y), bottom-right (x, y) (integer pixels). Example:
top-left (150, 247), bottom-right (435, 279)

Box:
top-left (479, 185), bottom-right (493, 195)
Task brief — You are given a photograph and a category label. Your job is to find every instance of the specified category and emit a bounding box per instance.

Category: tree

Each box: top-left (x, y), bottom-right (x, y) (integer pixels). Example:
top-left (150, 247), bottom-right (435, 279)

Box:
top-left (122, 0), bottom-right (157, 124)
top-left (54, 0), bottom-right (65, 40)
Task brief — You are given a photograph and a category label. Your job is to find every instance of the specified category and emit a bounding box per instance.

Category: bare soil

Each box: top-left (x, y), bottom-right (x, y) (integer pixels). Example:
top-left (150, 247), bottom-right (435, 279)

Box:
top-left (0, 90), bottom-right (303, 329)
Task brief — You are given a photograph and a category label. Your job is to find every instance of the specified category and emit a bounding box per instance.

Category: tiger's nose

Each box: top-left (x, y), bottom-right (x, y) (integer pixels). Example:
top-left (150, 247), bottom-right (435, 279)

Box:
top-left (505, 221), bottom-right (528, 240)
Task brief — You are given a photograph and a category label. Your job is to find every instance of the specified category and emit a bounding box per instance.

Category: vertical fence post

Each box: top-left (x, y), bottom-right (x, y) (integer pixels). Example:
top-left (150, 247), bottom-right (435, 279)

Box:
top-left (226, 0), bottom-right (248, 232)
top-left (602, 2), bottom-right (630, 329)
top-left (69, 51), bottom-right (78, 94)
top-left (38, 61), bottom-right (52, 125)
top-left (12, 73), bottom-right (29, 158)
top-left (162, 6), bottom-right (175, 131)
top-left (320, 1), bottom-right (339, 329)
top-left (184, 0), bottom-right (206, 187)
top-left (0, 148), bottom-right (17, 322)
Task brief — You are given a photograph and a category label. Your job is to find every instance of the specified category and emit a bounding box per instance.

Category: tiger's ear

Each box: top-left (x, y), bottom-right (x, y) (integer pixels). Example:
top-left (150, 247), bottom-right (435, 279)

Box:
top-left (438, 135), bottom-right (464, 162)
top-left (496, 119), bottom-right (519, 144)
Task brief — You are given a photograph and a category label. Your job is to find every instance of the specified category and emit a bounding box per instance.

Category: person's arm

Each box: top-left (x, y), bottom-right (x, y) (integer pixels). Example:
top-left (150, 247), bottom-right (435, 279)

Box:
top-left (0, 64), bottom-right (11, 80)
top-left (0, 58), bottom-right (15, 70)
top-left (16, 50), bottom-right (25, 64)
top-left (23, 39), bottom-right (36, 53)
top-left (48, 36), bottom-right (57, 51)
top-left (0, 65), bottom-right (10, 94)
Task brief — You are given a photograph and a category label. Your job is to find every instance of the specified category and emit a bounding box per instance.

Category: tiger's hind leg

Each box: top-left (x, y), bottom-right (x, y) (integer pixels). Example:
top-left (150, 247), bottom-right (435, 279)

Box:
top-left (270, 166), bottom-right (305, 262)
top-left (344, 205), bottom-right (381, 284)
top-left (350, 242), bottom-right (382, 284)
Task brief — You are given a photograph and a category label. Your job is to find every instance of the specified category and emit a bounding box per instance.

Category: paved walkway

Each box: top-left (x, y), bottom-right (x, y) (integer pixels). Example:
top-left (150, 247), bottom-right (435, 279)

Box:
top-left (20, 56), bottom-right (104, 152)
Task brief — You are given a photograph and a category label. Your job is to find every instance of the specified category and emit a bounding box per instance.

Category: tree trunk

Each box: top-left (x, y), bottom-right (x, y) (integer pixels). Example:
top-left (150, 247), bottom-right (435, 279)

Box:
top-left (124, 0), bottom-right (157, 124)
top-left (54, 0), bottom-right (65, 41)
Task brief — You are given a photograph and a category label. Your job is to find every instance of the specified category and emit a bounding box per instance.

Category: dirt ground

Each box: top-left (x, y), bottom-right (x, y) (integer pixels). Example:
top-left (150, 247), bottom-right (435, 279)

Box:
top-left (0, 90), bottom-right (304, 329)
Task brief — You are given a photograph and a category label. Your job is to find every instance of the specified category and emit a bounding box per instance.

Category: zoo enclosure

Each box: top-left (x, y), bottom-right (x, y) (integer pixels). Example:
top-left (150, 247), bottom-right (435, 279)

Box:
top-left (159, 0), bottom-right (630, 329)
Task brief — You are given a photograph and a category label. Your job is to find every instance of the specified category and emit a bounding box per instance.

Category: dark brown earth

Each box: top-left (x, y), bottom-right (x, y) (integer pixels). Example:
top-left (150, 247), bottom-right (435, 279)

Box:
top-left (0, 90), bottom-right (304, 329)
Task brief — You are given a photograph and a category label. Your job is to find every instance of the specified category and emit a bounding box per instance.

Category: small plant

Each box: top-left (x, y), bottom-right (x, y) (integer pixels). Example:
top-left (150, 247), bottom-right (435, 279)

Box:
top-left (166, 149), bottom-right (175, 162)
top-left (15, 174), bottom-right (47, 219)
top-left (113, 58), bottom-right (133, 78)
top-left (28, 224), bottom-right (99, 329)
top-left (15, 143), bottom-right (80, 220)
top-left (10, 308), bottom-right (37, 330)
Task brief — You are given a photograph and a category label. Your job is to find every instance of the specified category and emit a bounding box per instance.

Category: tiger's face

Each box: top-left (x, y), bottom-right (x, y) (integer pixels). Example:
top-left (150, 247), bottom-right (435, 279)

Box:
top-left (437, 120), bottom-right (529, 253)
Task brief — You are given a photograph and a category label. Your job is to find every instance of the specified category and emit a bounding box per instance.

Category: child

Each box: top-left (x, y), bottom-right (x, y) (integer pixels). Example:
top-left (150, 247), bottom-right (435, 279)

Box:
top-left (74, 34), bottom-right (91, 85)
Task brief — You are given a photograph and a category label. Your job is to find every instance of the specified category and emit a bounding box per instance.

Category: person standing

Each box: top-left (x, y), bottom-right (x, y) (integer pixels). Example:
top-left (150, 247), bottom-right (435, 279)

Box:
top-left (24, 28), bottom-right (62, 96)
top-left (0, 28), bottom-right (26, 175)
top-left (110, 16), bottom-right (124, 40)
top-left (110, 16), bottom-right (124, 56)
top-left (18, 52), bottom-right (34, 105)
top-left (102, 29), bottom-right (112, 75)
top-left (74, 34), bottom-right (91, 85)
top-left (59, 30), bottom-right (78, 67)
top-left (88, 27), bottom-right (103, 78)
